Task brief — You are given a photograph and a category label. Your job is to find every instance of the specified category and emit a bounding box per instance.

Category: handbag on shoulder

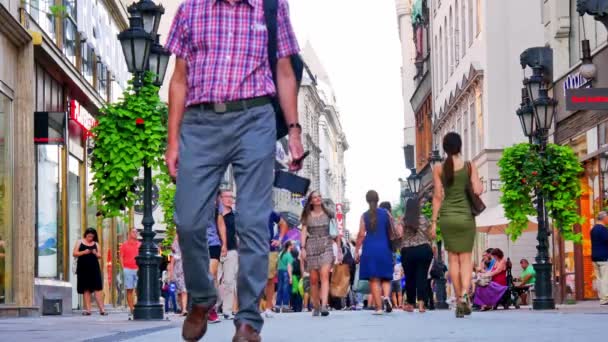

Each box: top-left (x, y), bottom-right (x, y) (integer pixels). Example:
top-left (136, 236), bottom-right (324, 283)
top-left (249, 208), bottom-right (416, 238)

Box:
top-left (465, 161), bottom-right (486, 216)
top-left (329, 217), bottom-right (339, 238)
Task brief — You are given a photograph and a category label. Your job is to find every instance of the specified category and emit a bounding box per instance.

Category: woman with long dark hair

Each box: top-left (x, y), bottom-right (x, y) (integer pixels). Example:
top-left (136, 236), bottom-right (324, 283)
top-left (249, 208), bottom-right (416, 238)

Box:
top-left (400, 197), bottom-right (433, 313)
top-left (355, 190), bottom-right (394, 315)
top-left (431, 132), bottom-right (483, 317)
top-left (300, 191), bottom-right (340, 317)
top-left (73, 228), bottom-right (106, 316)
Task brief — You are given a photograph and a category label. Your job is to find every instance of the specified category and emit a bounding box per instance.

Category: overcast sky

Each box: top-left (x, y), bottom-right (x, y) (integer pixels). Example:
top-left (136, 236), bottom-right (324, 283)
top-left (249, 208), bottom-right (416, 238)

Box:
top-left (289, 0), bottom-right (406, 234)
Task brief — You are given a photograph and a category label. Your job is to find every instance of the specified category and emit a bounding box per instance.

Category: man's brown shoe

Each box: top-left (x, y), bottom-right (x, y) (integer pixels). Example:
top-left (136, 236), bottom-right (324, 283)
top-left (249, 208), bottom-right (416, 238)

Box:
top-left (232, 322), bottom-right (261, 342)
top-left (182, 303), bottom-right (214, 341)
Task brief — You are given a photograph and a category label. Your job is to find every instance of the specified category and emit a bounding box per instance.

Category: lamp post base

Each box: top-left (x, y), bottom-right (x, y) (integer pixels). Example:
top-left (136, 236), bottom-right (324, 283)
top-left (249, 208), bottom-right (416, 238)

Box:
top-left (133, 304), bottom-right (164, 320)
top-left (532, 262), bottom-right (556, 310)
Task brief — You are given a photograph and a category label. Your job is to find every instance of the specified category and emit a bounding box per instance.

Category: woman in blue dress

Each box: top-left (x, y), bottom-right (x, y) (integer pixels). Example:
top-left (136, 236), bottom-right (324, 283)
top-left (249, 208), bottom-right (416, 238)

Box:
top-left (355, 190), bottom-right (394, 315)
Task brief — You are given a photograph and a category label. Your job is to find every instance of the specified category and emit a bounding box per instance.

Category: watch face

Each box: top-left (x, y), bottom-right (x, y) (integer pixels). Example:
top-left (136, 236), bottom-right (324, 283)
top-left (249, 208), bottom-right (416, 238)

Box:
top-left (133, 178), bottom-right (160, 215)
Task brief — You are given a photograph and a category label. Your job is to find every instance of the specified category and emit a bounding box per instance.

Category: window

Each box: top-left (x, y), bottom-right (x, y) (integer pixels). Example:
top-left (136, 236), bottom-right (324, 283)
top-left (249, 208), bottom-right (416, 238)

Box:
top-left (63, 0), bottom-right (77, 65)
top-left (463, 109), bottom-right (469, 160)
top-left (434, 34), bottom-right (439, 90)
top-left (470, 100), bottom-right (477, 157)
top-left (468, 0), bottom-right (474, 45)
top-left (476, 0), bottom-right (482, 36)
top-left (26, 0), bottom-right (56, 42)
top-left (454, 1), bottom-right (460, 63)
top-left (0, 91), bottom-right (13, 303)
top-left (81, 43), bottom-right (94, 85)
top-left (461, 0), bottom-right (466, 57)
top-left (97, 60), bottom-right (107, 100)
top-left (449, 7), bottom-right (454, 74)
top-left (439, 28), bottom-right (443, 86)
top-left (444, 17), bottom-right (448, 83)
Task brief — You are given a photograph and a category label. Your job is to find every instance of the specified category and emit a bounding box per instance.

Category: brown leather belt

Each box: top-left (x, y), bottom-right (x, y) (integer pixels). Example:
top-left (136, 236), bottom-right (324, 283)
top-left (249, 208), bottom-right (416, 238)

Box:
top-left (198, 96), bottom-right (271, 114)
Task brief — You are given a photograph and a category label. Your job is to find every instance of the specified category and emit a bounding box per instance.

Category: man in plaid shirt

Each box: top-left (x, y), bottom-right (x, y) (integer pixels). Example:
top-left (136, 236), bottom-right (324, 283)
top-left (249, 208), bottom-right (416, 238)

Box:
top-left (164, 0), bottom-right (303, 341)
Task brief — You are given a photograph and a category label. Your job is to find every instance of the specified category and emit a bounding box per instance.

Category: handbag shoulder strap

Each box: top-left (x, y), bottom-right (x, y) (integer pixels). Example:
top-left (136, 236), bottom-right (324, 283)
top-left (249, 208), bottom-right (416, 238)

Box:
top-left (263, 0), bottom-right (279, 81)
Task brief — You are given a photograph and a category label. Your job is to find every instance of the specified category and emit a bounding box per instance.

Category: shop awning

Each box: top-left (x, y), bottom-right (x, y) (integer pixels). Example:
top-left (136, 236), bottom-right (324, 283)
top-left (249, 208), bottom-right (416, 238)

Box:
top-left (476, 204), bottom-right (538, 234)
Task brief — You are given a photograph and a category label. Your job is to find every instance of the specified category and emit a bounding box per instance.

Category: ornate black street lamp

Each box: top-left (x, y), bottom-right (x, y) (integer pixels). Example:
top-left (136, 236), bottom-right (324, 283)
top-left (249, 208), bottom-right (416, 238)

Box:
top-left (407, 168), bottom-right (422, 195)
top-left (128, 0), bottom-right (165, 37)
top-left (519, 46), bottom-right (557, 310)
top-left (118, 1), bottom-right (170, 321)
top-left (148, 35), bottom-right (171, 87)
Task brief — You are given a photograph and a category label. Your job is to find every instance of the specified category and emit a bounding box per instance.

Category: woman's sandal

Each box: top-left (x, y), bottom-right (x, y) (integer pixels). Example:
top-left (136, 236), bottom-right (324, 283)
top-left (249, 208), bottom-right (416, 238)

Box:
top-left (100, 311), bottom-right (108, 316)
top-left (403, 304), bottom-right (415, 313)
top-left (462, 295), bottom-right (472, 316)
top-left (417, 302), bottom-right (426, 313)
top-left (82, 311), bottom-right (91, 316)
top-left (455, 302), bottom-right (465, 318)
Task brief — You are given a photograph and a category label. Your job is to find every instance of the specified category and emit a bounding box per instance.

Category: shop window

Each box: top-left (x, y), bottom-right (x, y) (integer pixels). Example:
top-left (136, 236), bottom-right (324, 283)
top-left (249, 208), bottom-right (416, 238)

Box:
top-left (0, 91), bottom-right (13, 303)
top-left (67, 155), bottom-right (81, 307)
top-left (63, 0), bottom-right (78, 66)
top-left (36, 145), bottom-right (63, 279)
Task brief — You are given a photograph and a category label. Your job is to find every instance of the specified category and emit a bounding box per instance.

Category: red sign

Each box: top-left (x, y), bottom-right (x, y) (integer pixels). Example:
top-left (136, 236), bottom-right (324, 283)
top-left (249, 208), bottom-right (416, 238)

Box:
top-left (69, 100), bottom-right (97, 136)
top-left (336, 203), bottom-right (344, 236)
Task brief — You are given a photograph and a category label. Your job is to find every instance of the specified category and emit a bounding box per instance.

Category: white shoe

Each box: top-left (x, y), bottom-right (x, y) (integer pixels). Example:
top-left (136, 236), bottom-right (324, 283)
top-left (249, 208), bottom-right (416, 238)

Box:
top-left (372, 310), bottom-right (383, 316)
top-left (263, 309), bottom-right (274, 318)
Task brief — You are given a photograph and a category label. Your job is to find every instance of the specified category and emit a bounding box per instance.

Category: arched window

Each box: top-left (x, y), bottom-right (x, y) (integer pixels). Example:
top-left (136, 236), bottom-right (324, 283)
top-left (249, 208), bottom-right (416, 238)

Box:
top-left (455, 1), bottom-right (460, 63)
top-left (434, 34), bottom-right (439, 90)
top-left (449, 7), bottom-right (454, 74)
top-left (444, 17), bottom-right (448, 83)
top-left (439, 27), bottom-right (443, 86)
top-left (468, 0), bottom-right (474, 45)
top-left (461, 0), bottom-right (466, 56)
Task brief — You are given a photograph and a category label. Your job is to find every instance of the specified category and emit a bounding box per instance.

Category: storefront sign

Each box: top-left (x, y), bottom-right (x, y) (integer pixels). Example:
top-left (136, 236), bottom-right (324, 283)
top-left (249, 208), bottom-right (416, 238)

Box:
top-left (34, 112), bottom-right (67, 144)
top-left (336, 203), bottom-right (344, 236)
top-left (566, 88), bottom-right (608, 111)
top-left (69, 100), bottom-right (97, 136)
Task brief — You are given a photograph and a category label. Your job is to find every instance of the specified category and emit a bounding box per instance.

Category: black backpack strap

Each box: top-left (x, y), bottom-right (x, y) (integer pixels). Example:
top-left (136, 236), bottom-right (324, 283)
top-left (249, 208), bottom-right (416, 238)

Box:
top-left (263, 0), bottom-right (279, 81)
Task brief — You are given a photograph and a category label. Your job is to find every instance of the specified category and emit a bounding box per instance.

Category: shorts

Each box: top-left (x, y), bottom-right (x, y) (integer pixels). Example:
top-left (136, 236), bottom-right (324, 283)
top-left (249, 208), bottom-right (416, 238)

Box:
top-left (209, 245), bottom-right (221, 260)
top-left (391, 280), bottom-right (402, 294)
top-left (268, 252), bottom-right (278, 279)
top-left (124, 268), bottom-right (138, 290)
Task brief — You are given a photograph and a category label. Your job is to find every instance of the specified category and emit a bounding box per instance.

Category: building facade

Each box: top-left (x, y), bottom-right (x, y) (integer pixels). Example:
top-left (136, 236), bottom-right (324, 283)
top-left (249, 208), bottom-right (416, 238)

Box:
top-left (544, 0), bottom-right (608, 302)
top-left (0, 0), bottom-right (132, 316)
top-left (428, 0), bottom-right (547, 271)
top-left (273, 43), bottom-right (349, 230)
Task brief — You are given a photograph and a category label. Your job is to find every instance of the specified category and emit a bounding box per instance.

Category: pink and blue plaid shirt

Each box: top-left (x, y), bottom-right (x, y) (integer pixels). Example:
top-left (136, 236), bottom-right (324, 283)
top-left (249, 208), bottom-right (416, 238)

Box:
top-left (165, 0), bottom-right (300, 105)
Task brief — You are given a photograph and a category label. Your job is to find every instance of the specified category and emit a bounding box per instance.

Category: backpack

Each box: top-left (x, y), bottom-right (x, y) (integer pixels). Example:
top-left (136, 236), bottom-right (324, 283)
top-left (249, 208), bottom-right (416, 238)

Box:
top-left (263, 0), bottom-right (305, 140)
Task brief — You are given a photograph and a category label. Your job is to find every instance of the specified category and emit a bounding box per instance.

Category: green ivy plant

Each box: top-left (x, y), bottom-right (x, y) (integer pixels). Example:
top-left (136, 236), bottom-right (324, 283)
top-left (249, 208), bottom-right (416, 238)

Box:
top-left (498, 143), bottom-right (583, 242)
top-left (422, 202), bottom-right (442, 242)
top-left (90, 73), bottom-right (168, 218)
top-left (155, 164), bottom-right (176, 256)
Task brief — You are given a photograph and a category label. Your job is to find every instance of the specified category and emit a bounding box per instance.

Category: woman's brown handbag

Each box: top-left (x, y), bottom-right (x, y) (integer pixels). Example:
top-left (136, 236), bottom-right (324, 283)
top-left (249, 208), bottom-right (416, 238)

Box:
top-left (330, 264), bottom-right (351, 298)
top-left (465, 162), bottom-right (486, 216)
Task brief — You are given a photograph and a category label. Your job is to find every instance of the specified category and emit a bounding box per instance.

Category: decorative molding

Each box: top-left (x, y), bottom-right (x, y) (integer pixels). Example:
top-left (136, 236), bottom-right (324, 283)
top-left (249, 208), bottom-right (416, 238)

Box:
top-left (0, 6), bottom-right (32, 47)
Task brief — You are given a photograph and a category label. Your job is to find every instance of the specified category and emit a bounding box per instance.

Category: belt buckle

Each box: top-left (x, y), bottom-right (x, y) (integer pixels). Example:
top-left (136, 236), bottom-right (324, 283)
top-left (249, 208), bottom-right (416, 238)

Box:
top-left (213, 103), bottom-right (227, 114)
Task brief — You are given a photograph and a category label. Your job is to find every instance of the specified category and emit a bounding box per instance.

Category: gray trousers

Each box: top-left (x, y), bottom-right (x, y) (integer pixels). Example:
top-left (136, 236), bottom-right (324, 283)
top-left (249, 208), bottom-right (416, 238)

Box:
top-left (175, 103), bottom-right (275, 331)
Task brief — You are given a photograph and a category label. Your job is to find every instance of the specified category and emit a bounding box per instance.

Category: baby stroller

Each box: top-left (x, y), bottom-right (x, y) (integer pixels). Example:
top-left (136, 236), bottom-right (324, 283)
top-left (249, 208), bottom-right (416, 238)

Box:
top-left (494, 258), bottom-right (521, 310)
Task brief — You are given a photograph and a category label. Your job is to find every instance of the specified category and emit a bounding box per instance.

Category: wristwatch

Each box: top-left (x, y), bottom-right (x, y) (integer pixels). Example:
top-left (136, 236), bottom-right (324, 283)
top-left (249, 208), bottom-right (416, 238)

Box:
top-left (288, 122), bottom-right (302, 132)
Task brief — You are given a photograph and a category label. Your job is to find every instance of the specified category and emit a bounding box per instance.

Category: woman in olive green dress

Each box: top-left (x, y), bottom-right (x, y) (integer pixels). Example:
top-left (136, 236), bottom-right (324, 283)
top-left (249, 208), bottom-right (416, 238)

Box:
top-left (430, 132), bottom-right (483, 318)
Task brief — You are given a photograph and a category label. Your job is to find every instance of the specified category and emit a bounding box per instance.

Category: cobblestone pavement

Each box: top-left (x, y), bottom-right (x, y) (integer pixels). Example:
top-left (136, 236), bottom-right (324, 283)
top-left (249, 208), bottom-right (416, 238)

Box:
top-left (1, 304), bottom-right (606, 342)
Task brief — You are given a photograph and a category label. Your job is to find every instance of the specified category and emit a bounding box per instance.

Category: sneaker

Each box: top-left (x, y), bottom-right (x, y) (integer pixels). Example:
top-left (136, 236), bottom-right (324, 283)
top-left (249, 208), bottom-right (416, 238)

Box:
top-left (320, 305), bottom-right (330, 317)
top-left (263, 309), bottom-right (274, 318)
top-left (208, 308), bottom-right (221, 324)
top-left (312, 308), bottom-right (320, 317)
top-left (128, 312), bottom-right (133, 321)
top-left (383, 298), bottom-right (393, 313)
top-left (600, 301), bottom-right (608, 306)
top-left (372, 310), bottom-right (383, 316)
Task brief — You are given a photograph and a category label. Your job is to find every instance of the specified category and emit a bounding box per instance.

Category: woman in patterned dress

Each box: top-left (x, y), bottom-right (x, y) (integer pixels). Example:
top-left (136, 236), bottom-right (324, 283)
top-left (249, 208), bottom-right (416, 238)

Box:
top-left (300, 191), bottom-right (342, 317)
top-left (170, 234), bottom-right (188, 316)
